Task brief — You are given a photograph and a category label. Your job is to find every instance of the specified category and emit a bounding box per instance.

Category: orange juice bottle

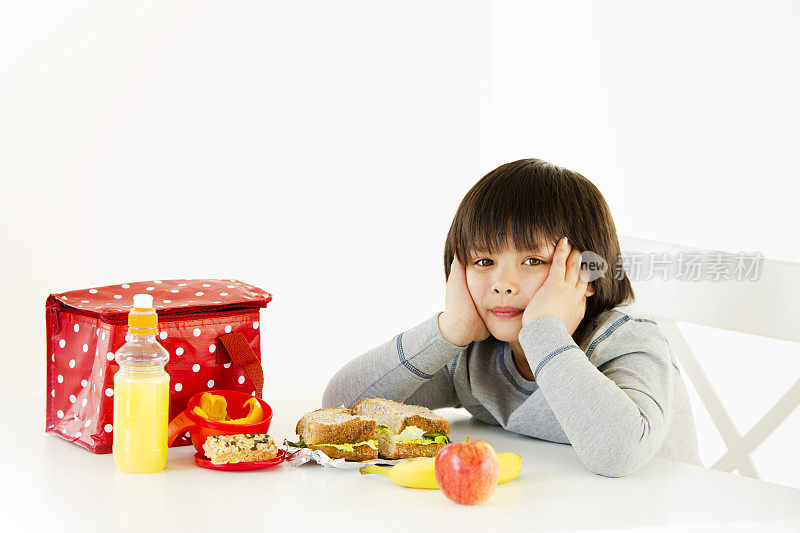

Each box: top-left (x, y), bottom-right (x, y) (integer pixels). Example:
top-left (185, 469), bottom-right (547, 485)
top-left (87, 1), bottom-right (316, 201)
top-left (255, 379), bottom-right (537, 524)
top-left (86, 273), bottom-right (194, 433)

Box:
top-left (113, 293), bottom-right (170, 473)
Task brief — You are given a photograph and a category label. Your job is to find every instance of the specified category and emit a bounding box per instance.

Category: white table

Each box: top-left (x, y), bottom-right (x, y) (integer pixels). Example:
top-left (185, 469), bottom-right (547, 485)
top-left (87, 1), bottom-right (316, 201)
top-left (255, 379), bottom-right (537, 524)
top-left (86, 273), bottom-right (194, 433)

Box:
top-left (7, 391), bottom-right (800, 532)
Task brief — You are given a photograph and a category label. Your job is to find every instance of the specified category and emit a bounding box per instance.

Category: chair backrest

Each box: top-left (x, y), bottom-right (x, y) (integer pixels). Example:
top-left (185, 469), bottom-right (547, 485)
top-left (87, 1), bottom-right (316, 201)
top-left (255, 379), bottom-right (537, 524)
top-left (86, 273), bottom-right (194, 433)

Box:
top-left (617, 236), bottom-right (800, 480)
top-left (618, 236), bottom-right (800, 342)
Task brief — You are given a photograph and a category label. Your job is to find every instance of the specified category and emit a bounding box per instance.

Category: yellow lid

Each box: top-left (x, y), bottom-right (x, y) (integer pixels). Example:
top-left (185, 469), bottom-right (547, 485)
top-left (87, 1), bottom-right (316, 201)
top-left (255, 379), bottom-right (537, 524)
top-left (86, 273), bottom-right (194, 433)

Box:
top-left (128, 294), bottom-right (158, 335)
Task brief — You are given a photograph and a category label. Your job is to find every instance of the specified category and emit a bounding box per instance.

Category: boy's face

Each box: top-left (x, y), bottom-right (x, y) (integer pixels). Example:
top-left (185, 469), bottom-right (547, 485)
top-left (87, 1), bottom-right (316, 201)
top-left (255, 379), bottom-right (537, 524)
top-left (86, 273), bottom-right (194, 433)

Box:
top-left (465, 236), bottom-right (557, 343)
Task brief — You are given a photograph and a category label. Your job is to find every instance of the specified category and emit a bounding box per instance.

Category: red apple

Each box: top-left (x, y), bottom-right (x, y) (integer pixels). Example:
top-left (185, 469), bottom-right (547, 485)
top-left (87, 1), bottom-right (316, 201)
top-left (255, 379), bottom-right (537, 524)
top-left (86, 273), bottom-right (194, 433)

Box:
top-left (435, 437), bottom-right (500, 505)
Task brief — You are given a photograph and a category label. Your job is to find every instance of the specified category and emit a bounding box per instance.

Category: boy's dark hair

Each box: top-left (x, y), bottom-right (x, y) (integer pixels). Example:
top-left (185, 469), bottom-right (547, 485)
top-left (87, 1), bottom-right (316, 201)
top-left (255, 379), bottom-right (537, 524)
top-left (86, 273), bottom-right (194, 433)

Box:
top-left (443, 158), bottom-right (634, 346)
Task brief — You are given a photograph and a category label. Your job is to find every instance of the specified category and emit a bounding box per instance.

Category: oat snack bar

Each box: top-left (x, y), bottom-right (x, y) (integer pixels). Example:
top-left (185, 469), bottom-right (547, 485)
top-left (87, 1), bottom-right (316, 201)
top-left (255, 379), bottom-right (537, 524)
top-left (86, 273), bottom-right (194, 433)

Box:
top-left (202, 433), bottom-right (278, 464)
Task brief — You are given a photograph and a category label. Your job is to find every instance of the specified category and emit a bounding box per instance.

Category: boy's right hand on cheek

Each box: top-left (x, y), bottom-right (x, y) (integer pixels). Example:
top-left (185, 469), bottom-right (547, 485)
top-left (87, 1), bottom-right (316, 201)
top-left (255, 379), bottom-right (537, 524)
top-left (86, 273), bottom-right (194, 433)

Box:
top-left (438, 257), bottom-right (490, 347)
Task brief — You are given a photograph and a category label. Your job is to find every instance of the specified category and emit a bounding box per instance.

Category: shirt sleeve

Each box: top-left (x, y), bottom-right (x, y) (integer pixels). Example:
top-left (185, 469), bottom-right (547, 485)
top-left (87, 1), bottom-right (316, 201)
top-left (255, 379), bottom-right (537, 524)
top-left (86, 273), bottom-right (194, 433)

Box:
top-left (514, 314), bottom-right (674, 477)
top-left (321, 312), bottom-right (464, 410)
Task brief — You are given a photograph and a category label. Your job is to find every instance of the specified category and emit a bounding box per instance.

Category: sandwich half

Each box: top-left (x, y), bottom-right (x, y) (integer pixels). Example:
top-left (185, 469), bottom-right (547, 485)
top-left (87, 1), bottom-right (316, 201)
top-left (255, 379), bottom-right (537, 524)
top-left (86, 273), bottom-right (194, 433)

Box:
top-left (352, 398), bottom-right (451, 459)
top-left (294, 407), bottom-right (378, 461)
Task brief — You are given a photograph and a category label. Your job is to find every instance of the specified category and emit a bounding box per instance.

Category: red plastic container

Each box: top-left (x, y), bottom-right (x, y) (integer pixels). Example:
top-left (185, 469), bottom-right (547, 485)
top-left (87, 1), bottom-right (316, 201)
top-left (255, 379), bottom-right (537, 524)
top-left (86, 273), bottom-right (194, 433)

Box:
top-left (45, 279), bottom-right (272, 454)
top-left (193, 449), bottom-right (285, 471)
top-left (167, 389), bottom-right (274, 453)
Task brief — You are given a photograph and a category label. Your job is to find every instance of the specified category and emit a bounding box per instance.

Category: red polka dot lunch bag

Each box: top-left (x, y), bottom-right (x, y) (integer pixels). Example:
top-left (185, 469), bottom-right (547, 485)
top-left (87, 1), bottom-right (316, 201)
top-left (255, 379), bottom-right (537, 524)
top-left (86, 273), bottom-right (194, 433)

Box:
top-left (45, 279), bottom-right (272, 454)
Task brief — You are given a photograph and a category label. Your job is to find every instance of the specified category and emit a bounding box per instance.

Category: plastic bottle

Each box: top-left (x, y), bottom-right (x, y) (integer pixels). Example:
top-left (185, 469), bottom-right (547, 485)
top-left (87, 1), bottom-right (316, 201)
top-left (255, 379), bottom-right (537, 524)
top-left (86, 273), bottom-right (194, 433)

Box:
top-left (113, 293), bottom-right (170, 473)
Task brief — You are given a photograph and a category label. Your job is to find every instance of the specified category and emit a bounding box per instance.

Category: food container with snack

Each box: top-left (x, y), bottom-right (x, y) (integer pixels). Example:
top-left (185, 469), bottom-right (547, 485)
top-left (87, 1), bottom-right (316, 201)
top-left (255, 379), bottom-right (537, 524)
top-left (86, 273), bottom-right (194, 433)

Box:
top-left (167, 389), bottom-right (273, 452)
top-left (167, 389), bottom-right (284, 470)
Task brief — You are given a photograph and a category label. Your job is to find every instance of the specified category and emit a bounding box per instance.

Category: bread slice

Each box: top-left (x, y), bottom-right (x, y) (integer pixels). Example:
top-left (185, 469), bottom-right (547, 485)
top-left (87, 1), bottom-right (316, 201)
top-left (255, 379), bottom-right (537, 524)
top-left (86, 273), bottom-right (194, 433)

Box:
top-left (296, 407), bottom-right (376, 445)
top-left (376, 432), bottom-right (447, 459)
top-left (352, 398), bottom-right (449, 435)
top-left (295, 407), bottom-right (378, 461)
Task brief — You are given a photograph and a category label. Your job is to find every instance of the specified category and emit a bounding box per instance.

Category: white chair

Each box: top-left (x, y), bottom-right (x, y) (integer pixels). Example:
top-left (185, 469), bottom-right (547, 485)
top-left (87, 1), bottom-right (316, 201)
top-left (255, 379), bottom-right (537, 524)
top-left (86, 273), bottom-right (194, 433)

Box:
top-left (617, 235), bottom-right (800, 479)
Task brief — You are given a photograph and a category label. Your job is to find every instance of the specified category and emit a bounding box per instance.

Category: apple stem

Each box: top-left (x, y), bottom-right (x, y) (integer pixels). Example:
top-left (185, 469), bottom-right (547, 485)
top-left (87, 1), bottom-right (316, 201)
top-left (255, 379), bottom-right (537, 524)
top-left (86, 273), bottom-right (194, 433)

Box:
top-left (466, 436), bottom-right (470, 444)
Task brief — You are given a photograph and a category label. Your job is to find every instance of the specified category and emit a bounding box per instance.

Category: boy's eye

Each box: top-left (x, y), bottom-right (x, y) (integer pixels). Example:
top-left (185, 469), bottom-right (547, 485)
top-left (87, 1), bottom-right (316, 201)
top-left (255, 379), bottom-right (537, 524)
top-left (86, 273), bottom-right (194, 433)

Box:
top-left (523, 257), bottom-right (544, 266)
top-left (473, 258), bottom-right (544, 267)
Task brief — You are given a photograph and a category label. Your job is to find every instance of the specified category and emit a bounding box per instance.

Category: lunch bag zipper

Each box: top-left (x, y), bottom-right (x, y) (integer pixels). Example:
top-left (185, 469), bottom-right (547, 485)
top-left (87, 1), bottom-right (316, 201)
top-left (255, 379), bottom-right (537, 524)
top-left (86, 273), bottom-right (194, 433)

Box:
top-left (48, 301), bottom-right (261, 334)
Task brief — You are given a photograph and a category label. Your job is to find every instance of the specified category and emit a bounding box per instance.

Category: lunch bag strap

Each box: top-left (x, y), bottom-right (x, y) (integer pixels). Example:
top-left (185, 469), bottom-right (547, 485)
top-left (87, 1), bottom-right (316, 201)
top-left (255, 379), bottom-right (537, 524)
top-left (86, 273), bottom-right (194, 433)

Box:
top-left (216, 332), bottom-right (264, 397)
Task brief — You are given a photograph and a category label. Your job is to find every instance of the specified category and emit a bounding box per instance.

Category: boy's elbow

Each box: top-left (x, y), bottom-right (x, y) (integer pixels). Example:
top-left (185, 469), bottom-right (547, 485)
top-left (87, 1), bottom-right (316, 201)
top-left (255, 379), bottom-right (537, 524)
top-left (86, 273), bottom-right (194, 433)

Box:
top-left (582, 443), bottom-right (649, 478)
top-left (320, 384), bottom-right (338, 409)
top-left (587, 460), bottom-right (640, 478)
top-left (321, 381), bottom-right (353, 409)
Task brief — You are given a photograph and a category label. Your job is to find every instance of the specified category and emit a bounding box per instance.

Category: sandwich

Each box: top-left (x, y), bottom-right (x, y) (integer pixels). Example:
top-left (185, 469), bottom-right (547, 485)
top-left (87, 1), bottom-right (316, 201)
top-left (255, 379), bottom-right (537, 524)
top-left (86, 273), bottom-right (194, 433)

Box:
top-left (352, 398), bottom-right (451, 459)
top-left (293, 407), bottom-right (379, 461)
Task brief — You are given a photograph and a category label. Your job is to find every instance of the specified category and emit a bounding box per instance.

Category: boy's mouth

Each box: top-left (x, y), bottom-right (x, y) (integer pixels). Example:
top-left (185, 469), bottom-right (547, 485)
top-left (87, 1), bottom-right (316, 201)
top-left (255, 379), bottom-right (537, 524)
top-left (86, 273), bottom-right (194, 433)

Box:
top-left (490, 306), bottom-right (523, 319)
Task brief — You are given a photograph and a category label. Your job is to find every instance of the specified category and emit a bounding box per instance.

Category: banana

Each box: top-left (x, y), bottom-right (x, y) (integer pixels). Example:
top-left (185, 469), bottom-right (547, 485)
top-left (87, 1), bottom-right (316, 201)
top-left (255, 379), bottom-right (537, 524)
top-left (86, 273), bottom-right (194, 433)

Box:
top-left (361, 457), bottom-right (439, 489)
top-left (359, 452), bottom-right (522, 489)
top-left (497, 452), bottom-right (523, 484)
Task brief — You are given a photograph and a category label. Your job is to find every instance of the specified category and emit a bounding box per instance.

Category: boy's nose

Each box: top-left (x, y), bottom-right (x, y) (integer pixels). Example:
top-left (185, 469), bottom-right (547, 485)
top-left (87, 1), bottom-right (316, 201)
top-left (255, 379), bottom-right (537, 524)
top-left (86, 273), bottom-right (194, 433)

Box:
top-left (492, 280), bottom-right (519, 295)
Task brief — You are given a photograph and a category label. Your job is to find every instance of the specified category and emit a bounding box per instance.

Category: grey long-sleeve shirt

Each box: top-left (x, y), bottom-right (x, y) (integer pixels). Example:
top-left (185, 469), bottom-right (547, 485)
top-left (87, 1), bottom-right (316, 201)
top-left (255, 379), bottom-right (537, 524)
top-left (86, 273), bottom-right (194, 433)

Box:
top-left (322, 305), bottom-right (702, 477)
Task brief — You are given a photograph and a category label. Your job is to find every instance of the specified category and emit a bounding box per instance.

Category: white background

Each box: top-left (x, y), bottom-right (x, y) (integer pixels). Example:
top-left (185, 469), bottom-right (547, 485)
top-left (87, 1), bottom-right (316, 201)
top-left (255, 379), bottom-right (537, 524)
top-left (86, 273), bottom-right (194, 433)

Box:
top-left (1, 1), bottom-right (798, 489)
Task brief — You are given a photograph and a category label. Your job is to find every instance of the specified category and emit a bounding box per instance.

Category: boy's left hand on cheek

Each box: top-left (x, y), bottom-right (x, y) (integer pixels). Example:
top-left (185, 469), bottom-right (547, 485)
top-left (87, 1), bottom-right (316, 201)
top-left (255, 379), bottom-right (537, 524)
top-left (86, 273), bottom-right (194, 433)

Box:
top-left (521, 236), bottom-right (594, 336)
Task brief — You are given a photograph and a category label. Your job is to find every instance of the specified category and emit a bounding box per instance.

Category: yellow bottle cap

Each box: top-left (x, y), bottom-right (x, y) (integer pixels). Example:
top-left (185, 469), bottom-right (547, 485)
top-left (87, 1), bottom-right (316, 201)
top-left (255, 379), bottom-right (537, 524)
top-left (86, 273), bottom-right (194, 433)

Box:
top-left (128, 294), bottom-right (158, 335)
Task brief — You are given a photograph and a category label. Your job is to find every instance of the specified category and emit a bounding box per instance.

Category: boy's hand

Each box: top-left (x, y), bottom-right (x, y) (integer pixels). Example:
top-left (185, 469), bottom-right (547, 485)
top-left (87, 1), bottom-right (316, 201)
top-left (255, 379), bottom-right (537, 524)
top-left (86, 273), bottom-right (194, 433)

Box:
top-left (522, 237), bottom-right (592, 336)
top-left (438, 257), bottom-right (491, 347)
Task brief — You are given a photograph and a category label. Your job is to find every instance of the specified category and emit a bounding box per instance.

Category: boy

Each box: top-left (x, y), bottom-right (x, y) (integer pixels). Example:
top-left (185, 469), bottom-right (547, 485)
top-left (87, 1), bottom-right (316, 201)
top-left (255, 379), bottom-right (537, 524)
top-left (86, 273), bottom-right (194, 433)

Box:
top-left (322, 158), bottom-right (701, 477)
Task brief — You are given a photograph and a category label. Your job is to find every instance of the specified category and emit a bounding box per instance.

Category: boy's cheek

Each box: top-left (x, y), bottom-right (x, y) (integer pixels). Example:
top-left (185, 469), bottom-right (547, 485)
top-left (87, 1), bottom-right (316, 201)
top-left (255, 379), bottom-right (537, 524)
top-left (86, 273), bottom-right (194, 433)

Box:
top-left (521, 278), bottom-right (547, 300)
top-left (464, 271), bottom-right (478, 294)
top-left (465, 282), bottom-right (484, 309)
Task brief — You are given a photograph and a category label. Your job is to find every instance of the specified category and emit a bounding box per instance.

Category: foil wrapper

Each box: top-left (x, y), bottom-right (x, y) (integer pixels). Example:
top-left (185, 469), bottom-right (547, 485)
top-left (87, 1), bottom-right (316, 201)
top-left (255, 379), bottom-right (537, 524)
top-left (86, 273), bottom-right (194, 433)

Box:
top-left (282, 440), bottom-right (406, 469)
